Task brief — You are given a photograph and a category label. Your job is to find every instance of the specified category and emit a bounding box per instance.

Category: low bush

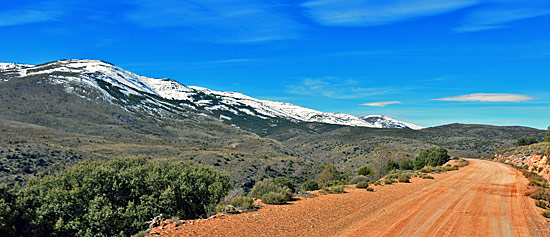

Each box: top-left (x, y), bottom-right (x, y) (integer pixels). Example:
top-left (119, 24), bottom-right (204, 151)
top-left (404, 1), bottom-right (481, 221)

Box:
top-left (366, 187), bottom-right (374, 192)
top-left (273, 177), bottom-right (295, 193)
top-left (384, 179), bottom-right (393, 185)
top-left (248, 179), bottom-right (292, 205)
top-left (349, 175), bottom-right (369, 185)
top-left (536, 200), bottom-right (547, 209)
top-left (542, 209), bottom-right (550, 218)
top-left (0, 158), bottom-right (230, 237)
top-left (373, 180), bottom-right (381, 186)
top-left (323, 179), bottom-right (348, 187)
top-left (422, 175), bottom-right (435, 179)
top-left (262, 192), bottom-right (290, 205)
top-left (355, 181), bottom-right (369, 189)
top-left (398, 174), bottom-right (411, 183)
top-left (529, 180), bottom-right (549, 188)
top-left (323, 186), bottom-right (345, 194)
top-left (301, 180), bottom-right (319, 191)
top-left (419, 166), bottom-right (434, 173)
top-left (531, 189), bottom-right (550, 202)
top-left (229, 196), bottom-right (255, 212)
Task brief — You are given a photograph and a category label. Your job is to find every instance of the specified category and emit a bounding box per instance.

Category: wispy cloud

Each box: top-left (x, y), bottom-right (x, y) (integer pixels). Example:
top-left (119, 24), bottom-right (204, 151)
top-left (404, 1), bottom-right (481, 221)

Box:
top-left (126, 0), bottom-right (302, 43)
top-left (301, 0), bottom-right (477, 27)
top-left (361, 101), bottom-right (402, 107)
top-left (286, 77), bottom-right (402, 99)
top-left (433, 93), bottom-right (533, 102)
top-left (454, 1), bottom-right (550, 32)
top-left (0, 9), bottom-right (59, 27)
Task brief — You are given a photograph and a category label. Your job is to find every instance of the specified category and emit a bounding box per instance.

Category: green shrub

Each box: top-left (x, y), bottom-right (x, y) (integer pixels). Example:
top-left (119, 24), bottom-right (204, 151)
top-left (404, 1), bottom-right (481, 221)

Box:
top-left (355, 181), bottom-right (369, 189)
top-left (529, 180), bottom-right (549, 188)
top-left (531, 190), bottom-right (550, 201)
top-left (398, 174), bottom-right (411, 183)
top-left (422, 175), bottom-right (435, 179)
top-left (373, 180), bottom-right (381, 186)
top-left (323, 186), bottom-right (345, 194)
top-left (229, 196), bottom-right (255, 212)
top-left (301, 180), bottom-right (319, 191)
top-left (384, 179), bottom-right (393, 185)
top-left (384, 159), bottom-right (400, 173)
top-left (323, 179), bottom-right (347, 187)
top-left (366, 187), bottom-right (374, 192)
top-left (319, 164), bottom-right (339, 187)
top-left (536, 200), bottom-right (547, 209)
top-left (349, 175), bottom-right (369, 185)
top-left (273, 177), bottom-right (295, 193)
top-left (261, 192), bottom-right (290, 205)
top-left (399, 159), bottom-right (414, 170)
top-left (414, 147), bottom-right (450, 170)
top-left (419, 166), bottom-right (434, 173)
top-left (516, 136), bottom-right (538, 147)
top-left (4, 158), bottom-right (230, 237)
top-left (248, 179), bottom-right (292, 205)
top-left (357, 166), bottom-right (373, 176)
top-left (542, 209), bottom-right (550, 218)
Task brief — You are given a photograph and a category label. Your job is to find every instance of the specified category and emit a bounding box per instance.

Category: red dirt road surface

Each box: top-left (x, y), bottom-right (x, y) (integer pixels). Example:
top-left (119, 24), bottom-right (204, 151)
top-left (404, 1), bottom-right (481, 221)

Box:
top-left (150, 159), bottom-right (550, 236)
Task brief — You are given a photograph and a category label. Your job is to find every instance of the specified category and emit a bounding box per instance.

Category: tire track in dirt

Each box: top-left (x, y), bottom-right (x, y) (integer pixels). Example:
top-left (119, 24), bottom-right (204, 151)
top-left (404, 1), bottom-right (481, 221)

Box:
top-left (151, 159), bottom-right (550, 237)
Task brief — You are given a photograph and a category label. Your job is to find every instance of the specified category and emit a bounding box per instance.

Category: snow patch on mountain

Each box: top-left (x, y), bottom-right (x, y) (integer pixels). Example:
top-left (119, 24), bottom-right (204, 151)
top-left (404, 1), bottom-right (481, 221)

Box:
top-left (0, 59), bottom-right (424, 130)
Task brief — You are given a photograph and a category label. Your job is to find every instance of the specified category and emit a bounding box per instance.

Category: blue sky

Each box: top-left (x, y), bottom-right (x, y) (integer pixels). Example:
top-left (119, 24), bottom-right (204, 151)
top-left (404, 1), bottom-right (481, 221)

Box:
top-left (1, 0), bottom-right (549, 129)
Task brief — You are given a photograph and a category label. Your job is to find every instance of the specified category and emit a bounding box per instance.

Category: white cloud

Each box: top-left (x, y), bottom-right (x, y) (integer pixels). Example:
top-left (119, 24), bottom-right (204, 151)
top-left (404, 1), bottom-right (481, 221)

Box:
top-left (433, 93), bottom-right (533, 102)
top-left (455, 1), bottom-right (550, 32)
top-left (301, 0), bottom-right (477, 27)
top-left (0, 9), bottom-right (59, 27)
top-left (286, 77), bottom-right (401, 99)
top-left (126, 0), bottom-right (303, 43)
top-left (361, 101), bottom-right (402, 107)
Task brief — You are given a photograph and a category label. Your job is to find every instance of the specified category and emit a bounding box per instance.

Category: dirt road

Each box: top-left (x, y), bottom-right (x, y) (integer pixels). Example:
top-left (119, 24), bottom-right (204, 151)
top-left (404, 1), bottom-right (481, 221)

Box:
top-left (152, 159), bottom-right (549, 236)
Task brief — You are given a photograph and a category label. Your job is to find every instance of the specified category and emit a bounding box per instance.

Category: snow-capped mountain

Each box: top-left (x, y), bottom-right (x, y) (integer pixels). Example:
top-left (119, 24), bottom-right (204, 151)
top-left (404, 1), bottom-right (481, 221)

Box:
top-left (0, 59), bottom-right (423, 130)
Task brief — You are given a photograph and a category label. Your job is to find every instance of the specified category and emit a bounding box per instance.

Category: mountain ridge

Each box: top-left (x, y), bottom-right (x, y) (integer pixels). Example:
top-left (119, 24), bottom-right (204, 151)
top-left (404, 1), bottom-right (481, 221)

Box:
top-left (0, 59), bottom-right (423, 130)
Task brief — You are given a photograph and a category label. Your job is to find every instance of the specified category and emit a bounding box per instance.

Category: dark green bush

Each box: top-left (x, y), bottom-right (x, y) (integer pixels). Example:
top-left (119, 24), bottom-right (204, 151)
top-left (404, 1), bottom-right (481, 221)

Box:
top-left (349, 175), bottom-right (369, 185)
top-left (384, 159), bottom-right (399, 173)
top-left (355, 181), bottom-right (369, 189)
top-left (248, 179), bottom-right (292, 205)
top-left (422, 175), bottom-right (435, 179)
top-left (399, 159), bottom-right (414, 170)
top-left (1, 157), bottom-right (230, 237)
top-left (516, 136), bottom-right (538, 147)
top-left (273, 177), bottom-right (295, 193)
top-left (384, 179), bottom-right (393, 185)
top-left (357, 166), bottom-right (373, 176)
top-left (542, 209), bottom-right (550, 218)
top-left (366, 187), bottom-right (374, 192)
top-left (414, 147), bottom-right (450, 170)
top-left (261, 192), bottom-right (290, 205)
top-left (301, 180), bottom-right (319, 191)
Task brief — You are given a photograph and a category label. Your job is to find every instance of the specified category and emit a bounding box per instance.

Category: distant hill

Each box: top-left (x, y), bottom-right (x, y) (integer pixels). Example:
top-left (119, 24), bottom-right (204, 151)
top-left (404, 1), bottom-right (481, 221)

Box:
top-left (0, 59), bottom-right (545, 188)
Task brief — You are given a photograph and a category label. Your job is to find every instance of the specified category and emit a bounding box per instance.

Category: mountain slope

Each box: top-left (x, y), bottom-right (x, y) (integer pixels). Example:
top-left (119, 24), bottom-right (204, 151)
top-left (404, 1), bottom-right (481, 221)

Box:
top-left (0, 59), bottom-right (422, 131)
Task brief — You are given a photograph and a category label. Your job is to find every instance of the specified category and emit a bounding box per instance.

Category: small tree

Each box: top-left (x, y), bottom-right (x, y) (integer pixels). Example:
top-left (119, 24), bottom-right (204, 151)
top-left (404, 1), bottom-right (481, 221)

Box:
top-left (384, 159), bottom-right (399, 173)
top-left (319, 164), bottom-right (339, 187)
top-left (357, 166), bottom-right (373, 176)
top-left (399, 159), bottom-right (414, 170)
top-left (414, 147), bottom-right (450, 169)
